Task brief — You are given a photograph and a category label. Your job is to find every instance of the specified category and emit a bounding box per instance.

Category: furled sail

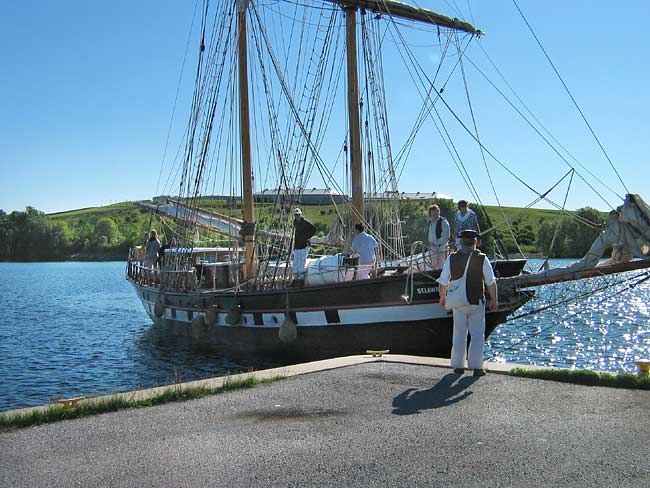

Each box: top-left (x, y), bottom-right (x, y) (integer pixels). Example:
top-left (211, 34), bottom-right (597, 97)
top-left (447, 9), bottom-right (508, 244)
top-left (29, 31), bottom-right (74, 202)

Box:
top-left (139, 200), bottom-right (344, 247)
top-left (324, 0), bottom-right (481, 34)
top-left (140, 201), bottom-right (243, 240)
top-left (504, 194), bottom-right (650, 288)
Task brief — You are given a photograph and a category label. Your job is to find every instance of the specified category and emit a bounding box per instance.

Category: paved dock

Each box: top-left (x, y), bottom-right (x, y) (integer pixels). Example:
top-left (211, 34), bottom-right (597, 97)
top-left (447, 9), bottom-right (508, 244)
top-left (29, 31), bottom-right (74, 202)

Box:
top-left (2, 356), bottom-right (649, 487)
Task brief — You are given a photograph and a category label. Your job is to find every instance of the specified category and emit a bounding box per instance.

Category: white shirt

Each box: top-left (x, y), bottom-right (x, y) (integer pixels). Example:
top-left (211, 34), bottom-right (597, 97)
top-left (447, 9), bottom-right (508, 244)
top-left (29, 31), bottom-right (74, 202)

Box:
top-left (437, 252), bottom-right (496, 286)
top-left (427, 217), bottom-right (450, 247)
top-left (351, 232), bottom-right (377, 265)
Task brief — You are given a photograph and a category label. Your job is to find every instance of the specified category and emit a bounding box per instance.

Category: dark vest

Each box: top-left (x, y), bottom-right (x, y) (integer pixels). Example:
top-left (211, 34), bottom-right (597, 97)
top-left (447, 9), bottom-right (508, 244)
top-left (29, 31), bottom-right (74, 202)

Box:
top-left (449, 250), bottom-right (487, 305)
top-left (429, 217), bottom-right (446, 239)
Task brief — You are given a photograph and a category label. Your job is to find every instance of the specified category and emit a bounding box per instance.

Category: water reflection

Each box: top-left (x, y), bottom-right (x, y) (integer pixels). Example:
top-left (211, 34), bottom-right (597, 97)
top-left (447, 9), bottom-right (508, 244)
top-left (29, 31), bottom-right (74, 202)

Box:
top-left (486, 259), bottom-right (650, 372)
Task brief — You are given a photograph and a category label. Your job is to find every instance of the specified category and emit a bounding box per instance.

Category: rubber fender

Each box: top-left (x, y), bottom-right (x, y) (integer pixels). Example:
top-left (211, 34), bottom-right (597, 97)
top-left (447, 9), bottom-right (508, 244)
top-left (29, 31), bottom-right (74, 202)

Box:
top-left (206, 305), bottom-right (219, 326)
top-left (191, 314), bottom-right (206, 330)
top-left (154, 299), bottom-right (164, 318)
top-left (278, 316), bottom-right (297, 343)
top-left (226, 304), bottom-right (242, 326)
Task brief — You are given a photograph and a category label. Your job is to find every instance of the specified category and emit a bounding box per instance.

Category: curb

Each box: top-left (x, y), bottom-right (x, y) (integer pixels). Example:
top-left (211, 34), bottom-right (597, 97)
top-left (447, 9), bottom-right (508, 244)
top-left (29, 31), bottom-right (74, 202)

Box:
top-left (1, 355), bottom-right (544, 418)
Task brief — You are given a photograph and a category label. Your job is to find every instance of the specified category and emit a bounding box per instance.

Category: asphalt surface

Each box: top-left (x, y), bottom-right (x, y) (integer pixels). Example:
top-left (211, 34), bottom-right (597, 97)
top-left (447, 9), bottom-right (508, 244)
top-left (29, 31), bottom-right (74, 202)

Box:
top-left (2, 362), bottom-right (649, 487)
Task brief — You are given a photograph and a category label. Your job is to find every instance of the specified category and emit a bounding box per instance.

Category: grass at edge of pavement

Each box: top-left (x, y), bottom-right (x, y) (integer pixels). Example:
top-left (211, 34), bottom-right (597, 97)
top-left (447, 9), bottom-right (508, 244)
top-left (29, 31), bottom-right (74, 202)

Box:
top-left (0, 375), bottom-right (286, 433)
top-left (509, 367), bottom-right (650, 390)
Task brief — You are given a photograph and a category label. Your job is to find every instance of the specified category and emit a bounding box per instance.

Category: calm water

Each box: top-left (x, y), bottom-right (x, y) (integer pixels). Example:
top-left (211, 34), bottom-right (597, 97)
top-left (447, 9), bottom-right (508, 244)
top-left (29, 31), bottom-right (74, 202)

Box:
top-left (1, 261), bottom-right (649, 411)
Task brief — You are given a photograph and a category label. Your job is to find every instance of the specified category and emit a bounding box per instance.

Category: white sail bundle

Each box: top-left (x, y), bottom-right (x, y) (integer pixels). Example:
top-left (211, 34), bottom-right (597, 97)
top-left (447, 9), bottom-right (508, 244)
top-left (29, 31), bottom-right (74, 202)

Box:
top-left (505, 195), bottom-right (650, 289)
top-left (141, 200), bottom-right (345, 248)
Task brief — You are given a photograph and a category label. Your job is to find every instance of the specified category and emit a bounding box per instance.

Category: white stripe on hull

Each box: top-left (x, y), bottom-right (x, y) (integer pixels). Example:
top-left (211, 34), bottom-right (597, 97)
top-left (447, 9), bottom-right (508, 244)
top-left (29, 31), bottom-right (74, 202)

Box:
top-left (138, 294), bottom-right (448, 328)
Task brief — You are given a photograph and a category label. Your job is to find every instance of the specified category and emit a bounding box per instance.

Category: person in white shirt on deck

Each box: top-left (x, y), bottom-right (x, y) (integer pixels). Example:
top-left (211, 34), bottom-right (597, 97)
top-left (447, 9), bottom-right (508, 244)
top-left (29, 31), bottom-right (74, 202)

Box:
top-left (438, 229), bottom-right (498, 377)
top-left (427, 204), bottom-right (450, 269)
top-left (351, 223), bottom-right (377, 280)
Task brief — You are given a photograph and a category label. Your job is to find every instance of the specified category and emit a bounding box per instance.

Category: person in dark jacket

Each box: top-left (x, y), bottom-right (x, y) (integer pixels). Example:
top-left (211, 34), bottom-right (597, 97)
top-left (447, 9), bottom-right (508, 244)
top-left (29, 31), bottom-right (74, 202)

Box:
top-left (157, 237), bottom-right (176, 267)
top-left (438, 229), bottom-right (498, 377)
top-left (144, 230), bottom-right (161, 268)
top-left (293, 207), bottom-right (316, 280)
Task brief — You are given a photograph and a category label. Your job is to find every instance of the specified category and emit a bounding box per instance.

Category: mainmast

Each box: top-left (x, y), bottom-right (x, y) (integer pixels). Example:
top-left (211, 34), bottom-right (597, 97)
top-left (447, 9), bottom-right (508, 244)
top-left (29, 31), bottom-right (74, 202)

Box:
top-left (237, 0), bottom-right (256, 279)
top-left (331, 0), bottom-right (480, 226)
top-left (345, 7), bottom-right (364, 225)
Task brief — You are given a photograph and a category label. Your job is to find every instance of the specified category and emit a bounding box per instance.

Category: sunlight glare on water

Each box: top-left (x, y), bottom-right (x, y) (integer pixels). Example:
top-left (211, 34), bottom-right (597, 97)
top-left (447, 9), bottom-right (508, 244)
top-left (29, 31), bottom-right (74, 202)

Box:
top-left (485, 260), bottom-right (650, 372)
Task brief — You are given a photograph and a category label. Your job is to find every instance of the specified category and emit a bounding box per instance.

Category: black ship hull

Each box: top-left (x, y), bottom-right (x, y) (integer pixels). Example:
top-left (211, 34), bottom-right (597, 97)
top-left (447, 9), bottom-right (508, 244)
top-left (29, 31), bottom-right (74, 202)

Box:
top-left (129, 264), bottom-right (531, 360)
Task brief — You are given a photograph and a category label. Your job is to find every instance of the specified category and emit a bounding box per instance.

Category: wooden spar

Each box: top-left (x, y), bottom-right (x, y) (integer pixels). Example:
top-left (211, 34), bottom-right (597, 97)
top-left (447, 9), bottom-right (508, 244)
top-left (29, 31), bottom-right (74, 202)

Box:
top-left (345, 7), bottom-right (364, 225)
top-left (237, 0), bottom-right (256, 279)
top-left (325, 0), bottom-right (480, 34)
top-left (501, 259), bottom-right (650, 289)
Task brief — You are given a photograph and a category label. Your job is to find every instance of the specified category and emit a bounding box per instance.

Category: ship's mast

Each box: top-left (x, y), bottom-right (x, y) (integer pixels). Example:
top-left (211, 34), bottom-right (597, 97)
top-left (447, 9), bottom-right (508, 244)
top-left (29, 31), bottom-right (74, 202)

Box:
top-left (237, 0), bottom-right (256, 279)
top-left (345, 7), bottom-right (364, 225)
top-left (235, 0), bottom-right (479, 265)
top-left (331, 0), bottom-right (480, 226)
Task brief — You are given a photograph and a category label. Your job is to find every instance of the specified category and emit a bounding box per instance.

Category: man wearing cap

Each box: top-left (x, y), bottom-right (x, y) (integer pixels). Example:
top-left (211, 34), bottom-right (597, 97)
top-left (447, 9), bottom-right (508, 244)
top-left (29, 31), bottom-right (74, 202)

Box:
top-left (292, 208), bottom-right (317, 282)
top-left (438, 229), bottom-right (498, 377)
top-left (351, 223), bottom-right (377, 279)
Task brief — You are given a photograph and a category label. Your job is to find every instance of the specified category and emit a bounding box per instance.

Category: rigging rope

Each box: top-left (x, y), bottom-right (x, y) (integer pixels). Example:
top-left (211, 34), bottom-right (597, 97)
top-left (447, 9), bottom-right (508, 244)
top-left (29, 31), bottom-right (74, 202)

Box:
top-left (511, 0), bottom-right (629, 196)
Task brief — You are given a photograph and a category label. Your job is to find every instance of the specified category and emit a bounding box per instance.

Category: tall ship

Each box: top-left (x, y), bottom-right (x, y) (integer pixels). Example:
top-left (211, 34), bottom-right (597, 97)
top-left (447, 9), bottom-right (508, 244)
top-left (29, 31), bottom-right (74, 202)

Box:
top-left (127, 0), bottom-right (650, 359)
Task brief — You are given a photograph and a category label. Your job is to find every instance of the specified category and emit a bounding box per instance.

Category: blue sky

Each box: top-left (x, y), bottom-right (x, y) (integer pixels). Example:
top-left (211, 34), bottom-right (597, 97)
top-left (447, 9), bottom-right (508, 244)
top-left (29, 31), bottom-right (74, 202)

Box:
top-left (1, 0), bottom-right (648, 214)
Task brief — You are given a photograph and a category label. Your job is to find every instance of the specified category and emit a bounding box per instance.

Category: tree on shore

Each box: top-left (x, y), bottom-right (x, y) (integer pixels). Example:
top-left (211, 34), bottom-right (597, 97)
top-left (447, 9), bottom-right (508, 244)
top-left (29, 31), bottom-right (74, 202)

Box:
top-left (536, 207), bottom-right (603, 258)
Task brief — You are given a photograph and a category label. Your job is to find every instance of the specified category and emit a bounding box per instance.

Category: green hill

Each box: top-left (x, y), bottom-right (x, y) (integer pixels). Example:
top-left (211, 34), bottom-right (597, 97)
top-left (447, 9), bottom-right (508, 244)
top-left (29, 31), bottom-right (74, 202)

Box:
top-left (0, 199), bottom-right (605, 261)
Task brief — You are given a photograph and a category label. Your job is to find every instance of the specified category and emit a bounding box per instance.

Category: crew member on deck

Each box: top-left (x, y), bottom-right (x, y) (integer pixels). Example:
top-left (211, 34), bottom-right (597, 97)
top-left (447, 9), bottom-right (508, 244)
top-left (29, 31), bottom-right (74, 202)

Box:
top-left (438, 229), bottom-right (497, 377)
top-left (144, 230), bottom-right (161, 268)
top-left (293, 208), bottom-right (316, 282)
top-left (427, 204), bottom-right (450, 269)
top-left (454, 200), bottom-right (480, 248)
top-left (157, 237), bottom-right (176, 267)
top-left (351, 223), bottom-right (377, 280)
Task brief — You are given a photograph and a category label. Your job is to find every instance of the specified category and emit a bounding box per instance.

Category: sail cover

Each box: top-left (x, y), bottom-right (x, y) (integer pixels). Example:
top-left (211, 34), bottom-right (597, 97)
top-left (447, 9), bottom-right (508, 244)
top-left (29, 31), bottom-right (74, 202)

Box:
top-left (140, 201), bottom-right (243, 239)
top-left (522, 194), bottom-right (650, 282)
top-left (324, 0), bottom-right (480, 34)
top-left (140, 200), bottom-right (344, 247)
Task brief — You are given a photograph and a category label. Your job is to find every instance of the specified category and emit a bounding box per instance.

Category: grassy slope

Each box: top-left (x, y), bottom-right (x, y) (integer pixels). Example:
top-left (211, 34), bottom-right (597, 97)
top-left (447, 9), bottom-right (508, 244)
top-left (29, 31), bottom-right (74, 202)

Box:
top-left (47, 201), bottom-right (142, 219)
top-left (45, 200), bottom-right (595, 251)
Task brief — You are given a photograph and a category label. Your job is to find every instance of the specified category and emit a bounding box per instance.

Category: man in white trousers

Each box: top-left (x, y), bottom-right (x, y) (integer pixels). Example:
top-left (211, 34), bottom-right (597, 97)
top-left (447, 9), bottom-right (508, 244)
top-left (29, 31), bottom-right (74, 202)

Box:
top-left (438, 229), bottom-right (498, 377)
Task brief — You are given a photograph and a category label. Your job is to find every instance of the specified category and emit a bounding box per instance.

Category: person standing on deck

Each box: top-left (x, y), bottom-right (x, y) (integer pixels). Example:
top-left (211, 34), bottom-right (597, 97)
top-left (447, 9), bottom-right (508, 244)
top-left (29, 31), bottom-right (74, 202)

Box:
top-left (157, 237), bottom-right (176, 267)
top-left (351, 224), bottom-right (377, 279)
top-left (292, 208), bottom-right (316, 282)
top-left (454, 200), bottom-right (480, 248)
top-left (438, 229), bottom-right (498, 377)
top-left (427, 204), bottom-right (450, 269)
top-left (139, 232), bottom-right (150, 263)
top-left (144, 230), bottom-right (161, 268)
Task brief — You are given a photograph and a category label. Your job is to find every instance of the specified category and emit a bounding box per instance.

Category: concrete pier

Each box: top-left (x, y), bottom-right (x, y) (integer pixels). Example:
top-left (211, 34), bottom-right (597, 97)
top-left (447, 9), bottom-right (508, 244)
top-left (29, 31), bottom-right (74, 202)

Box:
top-left (1, 355), bottom-right (649, 487)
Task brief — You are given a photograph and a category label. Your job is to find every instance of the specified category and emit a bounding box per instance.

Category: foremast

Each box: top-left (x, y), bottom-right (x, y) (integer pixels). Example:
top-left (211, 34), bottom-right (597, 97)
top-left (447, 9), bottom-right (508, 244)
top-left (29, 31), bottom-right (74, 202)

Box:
top-left (237, 0), bottom-right (256, 279)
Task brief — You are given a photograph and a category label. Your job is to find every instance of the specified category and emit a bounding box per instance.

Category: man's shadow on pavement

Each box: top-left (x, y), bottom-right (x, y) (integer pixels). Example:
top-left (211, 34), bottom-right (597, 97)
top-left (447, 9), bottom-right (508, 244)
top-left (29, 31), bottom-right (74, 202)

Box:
top-left (392, 373), bottom-right (480, 415)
